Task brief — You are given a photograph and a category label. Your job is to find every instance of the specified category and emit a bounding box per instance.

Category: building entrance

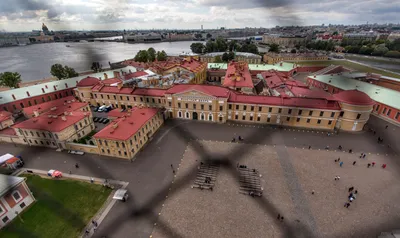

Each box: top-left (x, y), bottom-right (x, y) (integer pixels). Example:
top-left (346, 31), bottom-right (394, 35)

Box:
top-left (193, 112), bottom-right (198, 120)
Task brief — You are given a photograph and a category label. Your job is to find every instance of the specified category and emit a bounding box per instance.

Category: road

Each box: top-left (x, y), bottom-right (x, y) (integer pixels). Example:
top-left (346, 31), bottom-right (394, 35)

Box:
top-left (0, 119), bottom-right (398, 238)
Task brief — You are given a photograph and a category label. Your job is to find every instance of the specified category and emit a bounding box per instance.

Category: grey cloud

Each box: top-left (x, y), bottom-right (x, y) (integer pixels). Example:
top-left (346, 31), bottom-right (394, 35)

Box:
top-left (0, 0), bottom-right (49, 13)
top-left (97, 10), bottom-right (125, 23)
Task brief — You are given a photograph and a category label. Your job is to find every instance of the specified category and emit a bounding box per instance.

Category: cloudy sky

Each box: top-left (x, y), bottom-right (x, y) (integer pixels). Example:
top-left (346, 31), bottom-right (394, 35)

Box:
top-left (0, 0), bottom-right (399, 31)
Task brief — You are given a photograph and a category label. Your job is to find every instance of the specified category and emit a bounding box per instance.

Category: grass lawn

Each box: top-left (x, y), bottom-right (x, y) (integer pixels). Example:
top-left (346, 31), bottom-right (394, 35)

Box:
top-left (295, 60), bottom-right (400, 79)
top-left (0, 174), bottom-right (111, 238)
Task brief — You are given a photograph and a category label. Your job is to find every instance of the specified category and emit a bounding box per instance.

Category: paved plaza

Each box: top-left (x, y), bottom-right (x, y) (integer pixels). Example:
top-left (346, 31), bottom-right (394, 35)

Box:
top-left (0, 119), bottom-right (399, 238)
top-left (152, 141), bottom-right (400, 238)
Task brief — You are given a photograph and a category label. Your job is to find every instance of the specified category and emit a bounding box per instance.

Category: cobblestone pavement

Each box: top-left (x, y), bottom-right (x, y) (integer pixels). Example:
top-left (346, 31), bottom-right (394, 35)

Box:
top-left (0, 118), bottom-right (399, 238)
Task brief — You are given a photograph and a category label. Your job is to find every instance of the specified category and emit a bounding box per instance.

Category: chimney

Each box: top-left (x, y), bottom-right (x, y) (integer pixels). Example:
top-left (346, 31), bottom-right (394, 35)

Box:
top-left (61, 116), bottom-right (66, 121)
top-left (117, 83), bottom-right (123, 89)
top-left (50, 107), bottom-right (57, 111)
top-left (33, 110), bottom-right (39, 117)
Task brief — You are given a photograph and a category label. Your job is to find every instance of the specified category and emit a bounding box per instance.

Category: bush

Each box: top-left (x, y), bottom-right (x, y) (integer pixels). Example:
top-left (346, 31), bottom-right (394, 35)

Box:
top-left (384, 51), bottom-right (400, 58)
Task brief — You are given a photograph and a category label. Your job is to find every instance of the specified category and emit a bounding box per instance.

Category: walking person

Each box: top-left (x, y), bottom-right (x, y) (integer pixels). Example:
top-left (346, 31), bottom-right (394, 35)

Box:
top-left (363, 154), bottom-right (366, 159)
top-left (385, 125), bottom-right (388, 129)
top-left (344, 202), bottom-right (350, 208)
top-left (75, 163), bottom-right (79, 169)
top-left (90, 178), bottom-right (94, 184)
top-left (348, 187), bottom-right (354, 193)
top-left (277, 214), bottom-right (281, 220)
top-left (339, 161), bottom-right (344, 167)
top-left (372, 162), bottom-right (376, 167)
top-left (349, 149), bottom-right (352, 153)
top-left (367, 163), bottom-right (371, 168)
top-left (353, 161), bottom-right (356, 166)
top-left (309, 145), bottom-right (311, 150)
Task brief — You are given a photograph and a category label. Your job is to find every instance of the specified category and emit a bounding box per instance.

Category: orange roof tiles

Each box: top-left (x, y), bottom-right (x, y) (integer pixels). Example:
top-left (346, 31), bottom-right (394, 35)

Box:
top-left (94, 107), bottom-right (159, 141)
top-left (223, 62), bottom-right (254, 88)
top-left (333, 90), bottom-right (375, 105)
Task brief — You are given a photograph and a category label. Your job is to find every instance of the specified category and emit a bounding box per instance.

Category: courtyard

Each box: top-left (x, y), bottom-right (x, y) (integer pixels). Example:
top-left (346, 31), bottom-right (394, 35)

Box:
top-left (152, 140), bottom-right (400, 238)
top-left (0, 174), bottom-right (111, 238)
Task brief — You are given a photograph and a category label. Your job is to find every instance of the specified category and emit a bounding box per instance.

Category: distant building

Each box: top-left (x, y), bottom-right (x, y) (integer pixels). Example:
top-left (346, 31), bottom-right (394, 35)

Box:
top-left (344, 31), bottom-right (377, 41)
top-left (263, 53), bottom-right (328, 64)
top-left (315, 33), bottom-right (343, 42)
top-left (0, 174), bottom-right (35, 228)
top-left (387, 32), bottom-right (400, 42)
top-left (262, 34), bottom-right (307, 47)
top-left (200, 52), bottom-right (262, 64)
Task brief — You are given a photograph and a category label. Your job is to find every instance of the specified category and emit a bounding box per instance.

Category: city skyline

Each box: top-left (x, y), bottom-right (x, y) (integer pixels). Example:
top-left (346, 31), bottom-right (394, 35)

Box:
top-left (0, 0), bottom-right (399, 32)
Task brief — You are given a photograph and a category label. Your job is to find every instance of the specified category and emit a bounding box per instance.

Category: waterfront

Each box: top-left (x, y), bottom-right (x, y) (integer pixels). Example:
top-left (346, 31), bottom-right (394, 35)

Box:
top-left (0, 41), bottom-right (195, 81)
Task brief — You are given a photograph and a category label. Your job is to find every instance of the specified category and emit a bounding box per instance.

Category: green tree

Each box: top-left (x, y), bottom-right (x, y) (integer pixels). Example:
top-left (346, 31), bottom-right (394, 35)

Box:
top-left (359, 46), bottom-right (373, 55)
top-left (50, 64), bottom-right (66, 80)
top-left (375, 39), bottom-right (385, 45)
top-left (64, 66), bottom-right (79, 78)
top-left (0, 72), bottom-right (21, 88)
top-left (291, 49), bottom-right (297, 53)
top-left (205, 40), bottom-right (216, 53)
top-left (222, 53), bottom-right (229, 62)
top-left (147, 48), bottom-right (156, 62)
top-left (214, 55), bottom-right (223, 63)
top-left (206, 33), bottom-right (212, 39)
top-left (269, 43), bottom-right (280, 53)
top-left (228, 40), bottom-right (239, 52)
top-left (190, 43), bottom-right (205, 54)
top-left (156, 50), bottom-right (168, 61)
top-left (215, 37), bottom-right (227, 52)
top-left (194, 33), bottom-right (202, 39)
top-left (134, 50), bottom-right (149, 62)
top-left (228, 52), bottom-right (235, 61)
top-left (387, 39), bottom-right (400, 51)
top-left (372, 44), bottom-right (389, 56)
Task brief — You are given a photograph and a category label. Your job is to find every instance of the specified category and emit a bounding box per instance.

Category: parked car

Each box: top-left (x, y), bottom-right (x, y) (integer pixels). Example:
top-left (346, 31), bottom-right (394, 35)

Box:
top-left (102, 119), bottom-right (110, 124)
top-left (47, 169), bottom-right (62, 178)
top-left (93, 117), bottom-right (99, 122)
top-left (113, 189), bottom-right (128, 202)
top-left (98, 118), bottom-right (105, 123)
top-left (98, 105), bottom-right (107, 112)
top-left (104, 107), bottom-right (112, 113)
top-left (67, 150), bottom-right (85, 155)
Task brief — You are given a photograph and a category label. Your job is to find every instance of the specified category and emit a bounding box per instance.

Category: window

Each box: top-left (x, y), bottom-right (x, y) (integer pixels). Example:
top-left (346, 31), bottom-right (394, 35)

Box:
top-left (209, 105), bottom-right (212, 110)
top-left (242, 115), bottom-right (246, 120)
top-left (178, 111), bottom-right (182, 118)
top-left (307, 118), bottom-right (311, 123)
top-left (383, 108), bottom-right (387, 114)
top-left (319, 111), bottom-right (323, 116)
top-left (201, 104), bottom-right (204, 110)
top-left (185, 112), bottom-right (190, 118)
top-left (395, 112), bottom-right (400, 120)
top-left (298, 110), bottom-right (302, 115)
top-left (235, 115), bottom-right (238, 120)
top-left (219, 106), bottom-right (223, 111)
top-left (331, 112), bottom-right (335, 117)
top-left (193, 104), bottom-right (196, 109)
top-left (356, 113), bottom-right (361, 119)
top-left (40, 141), bottom-right (44, 145)
top-left (140, 97), bottom-right (143, 102)
top-left (286, 117), bottom-right (290, 122)
top-left (2, 216), bottom-right (9, 223)
top-left (296, 118), bottom-right (300, 122)
top-left (99, 140), bottom-right (102, 145)
top-left (79, 122), bottom-right (82, 128)
top-left (258, 106), bottom-right (262, 112)
top-left (328, 120), bottom-right (333, 125)
top-left (158, 99), bottom-right (161, 103)
top-left (339, 111), bottom-right (344, 117)
top-left (134, 135), bottom-right (137, 141)
top-left (36, 132), bottom-right (40, 137)
top-left (250, 116), bottom-right (253, 121)
top-left (42, 97), bottom-right (45, 102)
top-left (288, 109), bottom-right (292, 114)
top-left (105, 140), bottom-right (108, 146)
top-left (168, 102), bottom-right (171, 107)
top-left (146, 98), bottom-right (149, 103)
top-left (42, 132), bottom-right (46, 138)
top-left (178, 103), bottom-right (181, 108)
top-left (116, 142), bottom-right (119, 147)
top-left (107, 95), bottom-right (110, 99)
top-left (251, 106), bottom-right (254, 111)
top-left (229, 104), bottom-right (232, 110)
top-left (34, 99), bottom-right (37, 105)
top-left (268, 107), bottom-right (272, 113)
top-left (101, 94), bottom-right (104, 99)
top-left (208, 114), bottom-right (212, 121)
top-left (387, 109), bottom-right (391, 116)
top-left (107, 149), bottom-right (110, 154)
top-left (309, 111), bottom-right (313, 116)
top-left (124, 152), bottom-right (127, 156)
top-left (317, 119), bottom-right (321, 124)
top-left (278, 108), bottom-right (282, 113)
top-left (20, 202), bottom-right (26, 209)
top-left (134, 97), bottom-right (136, 101)
top-left (375, 105), bottom-right (380, 112)
top-left (243, 105), bottom-right (247, 110)
top-left (267, 118), bottom-right (271, 122)
top-left (236, 105), bottom-right (239, 110)
top-left (12, 191), bottom-right (22, 202)
top-left (152, 98), bottom-right (155, 103)
top-left (30, 131), bottom-right (34, 136)
top-left (118, 151), bottom-right (121, 156)
top-left (20, 103), bottom-right (25, 108)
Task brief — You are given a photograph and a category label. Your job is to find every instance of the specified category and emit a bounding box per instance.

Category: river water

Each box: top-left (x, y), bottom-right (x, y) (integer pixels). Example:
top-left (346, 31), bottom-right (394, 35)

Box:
top-left (0, 41), bottom-right (195, 81)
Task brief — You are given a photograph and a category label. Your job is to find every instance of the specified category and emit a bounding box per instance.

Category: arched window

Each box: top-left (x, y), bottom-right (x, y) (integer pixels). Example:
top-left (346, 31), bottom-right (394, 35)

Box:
top-left (185, 112), bottom-right (190, 119)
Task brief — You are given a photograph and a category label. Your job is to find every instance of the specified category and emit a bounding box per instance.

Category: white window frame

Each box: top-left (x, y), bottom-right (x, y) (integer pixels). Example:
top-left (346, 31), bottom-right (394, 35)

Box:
top-left (11, 191), bottom-right (22, 203)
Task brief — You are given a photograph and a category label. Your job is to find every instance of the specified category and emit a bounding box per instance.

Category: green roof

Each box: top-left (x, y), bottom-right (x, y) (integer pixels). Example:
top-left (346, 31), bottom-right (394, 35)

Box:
top-left (207, 62), bottom-right (296, 72)
top-left (312, 74), bottom-right (400, 110)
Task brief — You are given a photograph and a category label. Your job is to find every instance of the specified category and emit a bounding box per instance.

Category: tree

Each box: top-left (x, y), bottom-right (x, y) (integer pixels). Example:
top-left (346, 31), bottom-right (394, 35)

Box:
top-left (228, 52), bottom-right (235, 61)
top-left (358, 46), bottom-right (373, 55)
top-left (194, 33), bottom-right (202, 39)
top-left (206, 33), bottom-right (212, 39)
top-left (205, 40), bottom-right (216, 53)
top-left (269, 43), bottom-right (280, 53)
top-left (228, 40), bottom-right (239, 52)
top-left (0, 72), bottom-right (21, 88)
top-left (291, 49), bottom-right (297, 53)
top-left (190, 43), bottom-right (205, 54)
top-left (64, 66), bottom-right (79, 78)
top-left (134, 50), bottom-right (149, 62)
top-left (372, 44), bottom-right (389, 56)
top-left (147, 48), bottom-right (156, 62)
top-left (91, 62), bottom-right (102, 72)
top-left (214, 56), bottom-right (223, 63)
top-left (156, 50), bottom-right (168, 61)
top-left (50, 64), bottom-right (66, 80)
top-left (222, 53), bottom-right (229, 62)
top-left (51, 64), bottom-right (79, 80)
top-left (215, 37), bottom-right (227, 52)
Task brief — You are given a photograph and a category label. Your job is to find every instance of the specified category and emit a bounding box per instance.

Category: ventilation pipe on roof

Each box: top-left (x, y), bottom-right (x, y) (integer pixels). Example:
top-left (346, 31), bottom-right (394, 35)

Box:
top-left (61, 116), bottom-right (66, 121)
top-left (33, 110), bottom-right (39, 117)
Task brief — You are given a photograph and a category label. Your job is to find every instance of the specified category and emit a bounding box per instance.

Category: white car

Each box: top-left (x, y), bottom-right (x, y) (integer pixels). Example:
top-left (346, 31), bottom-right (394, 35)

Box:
top-left (68, 150), bottom-right (85, 155)
top-left (113, 189), bottom-right (128, 202)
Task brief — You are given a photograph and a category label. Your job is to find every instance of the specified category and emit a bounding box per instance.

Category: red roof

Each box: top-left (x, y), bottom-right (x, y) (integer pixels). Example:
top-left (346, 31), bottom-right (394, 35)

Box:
top-left (107, 109), bottom-right (126, 118)
top-left (94, 107), bottom-right (159, 141)
top-left (41, 102), bottom-right (88, 117)
top-left (101, 78), bottom-right (122, 85)
top-left (228, 92), bottom-right (341, 110)
top-left (0, 127), bottom-right (16, 136)
top-left (180, 59), bottom-right (207, 72)
top-left (223, 62), bottom-right (253, 88)
top-left (132, 88), bottom-right (167, 97)
top-left (23, 96), bottom-right (77, 116)
top-left (333, 90), bottom-right (375, 105)
top-left (13, 112), bottom-right (89, 132)
top-left (290, 87), bottom-right (334, 100)
top-left (77, 76), bottom-right (100, 87)
top-left (124, 71), bottom-right (148, 80)
top-left (0, 111), bottom-right (12, 123)
top-left (166, 84), bottom-right (231, 98)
